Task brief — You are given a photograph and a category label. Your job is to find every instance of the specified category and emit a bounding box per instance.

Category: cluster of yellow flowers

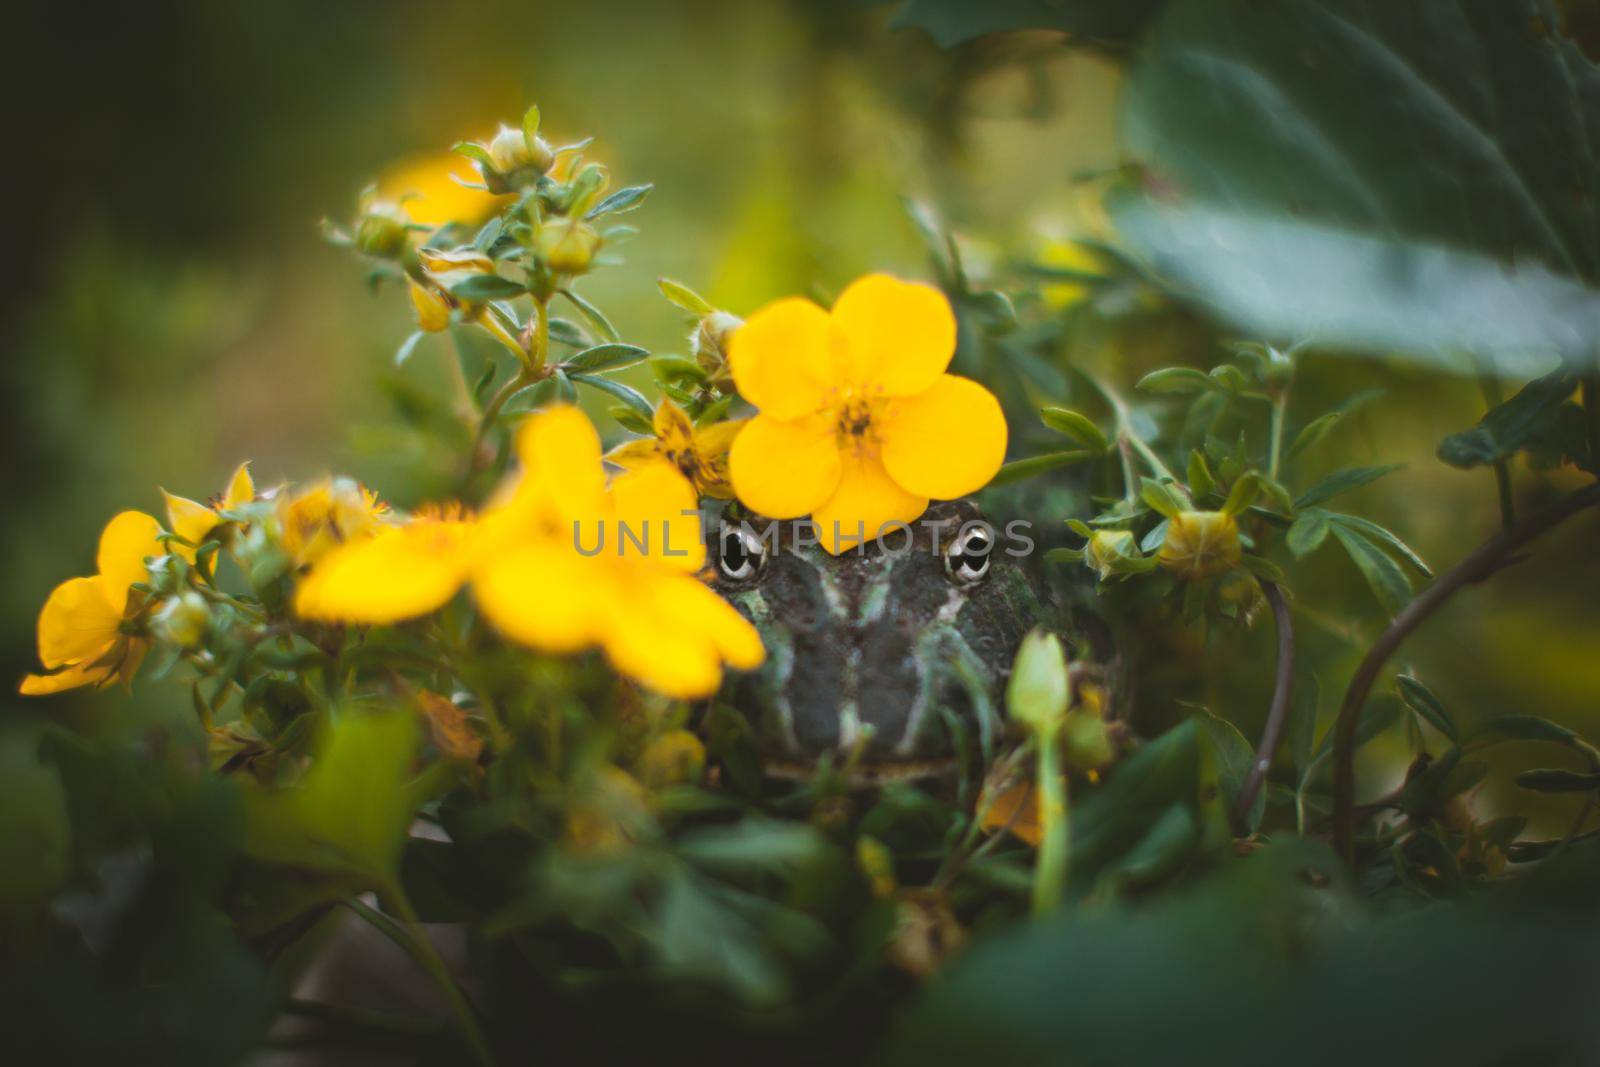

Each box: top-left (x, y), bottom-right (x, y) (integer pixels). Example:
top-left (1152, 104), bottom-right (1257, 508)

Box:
top-left (23, 272), bottom-right (1008, 703)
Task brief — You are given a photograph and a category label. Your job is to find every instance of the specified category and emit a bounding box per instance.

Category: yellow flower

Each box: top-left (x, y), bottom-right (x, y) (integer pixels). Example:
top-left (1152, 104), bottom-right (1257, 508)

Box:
top-left (294, 406), bottom-right (764, 700)
top-left (410, 249), bottom-right (526, 355)
top-left (726, 274), bottom-right (1008, 554)
top-left (275, 478), bottom-right (389, 569)
top-left (161, 461), bottom-right (254, 563)
top-left (379, 152), bottom-right (509, 229)
top-left (1158, 510), bottom-right (1242, 581)
top-left (606, 398), bottom-right (746, 499)
top-left (20, 511), bottom-right (164, 695)
top-left (293, 504), bottom-right (475, 623)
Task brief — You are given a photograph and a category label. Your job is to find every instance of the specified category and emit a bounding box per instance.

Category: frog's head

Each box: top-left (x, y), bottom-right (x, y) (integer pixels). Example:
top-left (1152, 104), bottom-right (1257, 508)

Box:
top-left (710, 500), bottom-right (1051, 779)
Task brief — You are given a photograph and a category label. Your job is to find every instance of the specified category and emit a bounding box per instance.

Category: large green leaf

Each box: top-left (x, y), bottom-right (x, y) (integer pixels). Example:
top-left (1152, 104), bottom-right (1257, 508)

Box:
top-left (1114, 0), bottom-right (1600, 374)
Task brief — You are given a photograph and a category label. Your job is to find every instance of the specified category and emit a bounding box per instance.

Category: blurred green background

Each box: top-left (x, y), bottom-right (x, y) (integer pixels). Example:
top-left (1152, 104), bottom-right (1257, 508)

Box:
top-left (2, 0), bottom-right (1596, 827)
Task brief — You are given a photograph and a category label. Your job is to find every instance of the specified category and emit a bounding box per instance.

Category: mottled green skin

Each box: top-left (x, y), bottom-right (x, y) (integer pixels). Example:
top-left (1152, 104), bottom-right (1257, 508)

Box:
top-left (714, 501), bottom-right (1054, 772)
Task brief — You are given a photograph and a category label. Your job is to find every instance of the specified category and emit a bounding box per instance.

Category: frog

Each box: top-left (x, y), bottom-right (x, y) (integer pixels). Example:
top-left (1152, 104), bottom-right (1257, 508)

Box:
top-left (709, 499), bottom-right (1092, 783)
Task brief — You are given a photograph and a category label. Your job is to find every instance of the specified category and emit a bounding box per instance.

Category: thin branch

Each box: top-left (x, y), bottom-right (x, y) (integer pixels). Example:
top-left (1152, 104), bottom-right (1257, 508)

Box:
top-left (1232, 579), bottom-right (1294, 832)
top-left (1332, 482), bottom-right (1600, 862)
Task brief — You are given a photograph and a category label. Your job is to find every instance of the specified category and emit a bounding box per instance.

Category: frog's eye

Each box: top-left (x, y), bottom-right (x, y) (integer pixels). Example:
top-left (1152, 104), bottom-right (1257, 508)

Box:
top-left (944, 525), bottom-right (993, 585)
top-left (717, 525), bottom-right (768, 582)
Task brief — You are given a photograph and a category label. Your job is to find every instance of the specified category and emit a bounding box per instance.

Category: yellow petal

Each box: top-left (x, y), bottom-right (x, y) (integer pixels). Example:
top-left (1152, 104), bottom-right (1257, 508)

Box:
top-left (689, 418), bottom-right (748, 499)
top-left (829, 274), bottom-right (955, 396)
top-left (96, 511), bottom-right (165, 608)
top-left (36, 576), bottom-right (121, 669)
top-left (220, 461), bottom-right (255, 511)
top-left (728, 413), bottom-right (843, 520)
top-left (473, 540), bottom-right (609, 654)
top-left (513, 405), bottom-right (608, 516)
top-left (162, 490), bottom-right (217, 563)
top-left (728, 297), bottom-right (835, 420)
top-left (603, 587), bottom-right (725, 700)
top-left (603, 437), bottom-right (663, 473)
top-left (293, 519), bottom-right (474, 623)
top-left (408, 276), bottom-right (451, 332)
top-left (20, 658), bottom-right (114, 696)
top-left (652, 574), bottom-right (766, 671)
top-left (609, 461), bottom-right (706, 572)
top-left (692, 418), bottom-right (747, 461)
top-left (651, 397), bottom-right (695, 452)
top-left (878, 374), bottom-right (1008, 500)
top-left (811, 450), bottom-right (928, 555)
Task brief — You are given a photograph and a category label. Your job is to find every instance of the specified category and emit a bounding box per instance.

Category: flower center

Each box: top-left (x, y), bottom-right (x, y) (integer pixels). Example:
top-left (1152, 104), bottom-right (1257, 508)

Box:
top-left (833, 389), bottom-right (888, 455)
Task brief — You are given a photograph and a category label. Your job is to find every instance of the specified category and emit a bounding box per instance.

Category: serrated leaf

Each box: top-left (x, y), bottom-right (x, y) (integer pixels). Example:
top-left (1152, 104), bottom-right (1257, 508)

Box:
top-left (569, 372), bottom-right (653, 419)
top-left (586, 183), bottom-right (653, 219)
top-left (1040, 407), bottom-right (1109, 451)
top-left (563, 342), bottom-right (648, 372)
top-left (1331, 524), bottom-right (1411, 616)
top-left (1396, 674), bottom-right (1457, 742)
top-left (658, 277), bottom-right (715, 315)
top-left (1294, 464), bottom-right (1401, 510)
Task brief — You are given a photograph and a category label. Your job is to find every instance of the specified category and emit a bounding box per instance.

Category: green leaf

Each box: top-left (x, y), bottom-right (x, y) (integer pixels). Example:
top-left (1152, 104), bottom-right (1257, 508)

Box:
top-left (560, 287), bottom-right (619, 342)
top-left (546, 316), bottom-right (589, 348)
top-left (1331, 524), bottom-right (1411, 616)
top-left (1114, 0), bottom-right (1600, 375)
top-left (1327, 514), bottom-right (1431, 576)
top-left (1186, 450), bottom-right (1215, 498)
top-left (1287, 412), bottom-right (1343, 461)
top-left (990, 450), bottom-right (1095, 486)
top-left (675, 821), bottom-right (831, 876)
top-left (610, 405), bottom-right (655, 435)
top-left (1437, 371), bottom-right (1581, 469)
top-left (1139, 477), bottom-right (1186, 518)
top-left (521, 103), bottom-right (541, 146)
top-left (393, 330), bottom-right (426, 367)
top-left (242, 710), bottom-right (422, 888)
top-left (451, 140), bottom-right (492, 167)
top-left (569, 372), bottom-right (653, 419)
top-left (1040, 407), bottom-right (1109, 451)
top-left (586, 183), bottom-right (653, 219)
top-left (1396, 675), bottom-right (1457, 742)
top-left (1220, 471), bottom-right (1261, 517)
top-left (658, 277), bottom-right (716, 315)
top-left (1135, 367), bottom-right (1218, 395)
top-left (1515, 768), bottom-right (1600, 793)
top-left (1294, 464), bottom-right (1401, 510)
top-left (449, 273), bottom-right (527, 301)
top-left (1285, 508), bottom-right (1331, 558)
top-left (562, 342), bottom-right (648, 372)
top-left (1472, 715), bottom-right (1580, 745)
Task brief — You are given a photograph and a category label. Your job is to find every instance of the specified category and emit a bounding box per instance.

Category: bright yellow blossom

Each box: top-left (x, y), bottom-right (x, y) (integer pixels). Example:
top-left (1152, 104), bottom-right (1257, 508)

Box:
top-left (20, 511), bottom-right (165, 695)
top-left (726, 274), bottom-right (1008, 554)
top-left (379, 152), bottom-right (509, 229)
top-left (161, 461), bottom-right (254, 562)
top-left (606, 398), bottom-right (746, 499)
top-left (275, 478), bottom-right (389, 569)
top-left (293, 406), bottom-right (764, 699)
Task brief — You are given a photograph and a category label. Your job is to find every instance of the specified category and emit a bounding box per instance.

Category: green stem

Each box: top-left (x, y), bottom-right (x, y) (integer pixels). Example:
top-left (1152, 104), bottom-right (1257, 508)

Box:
top-left (346, 894), bottom-right (496, 1067)
top-left (1268, 390), bottom-right (1289, 484)
top-left (1031, 733), bottom-right (1070, 917)
top-left (1477, 375), bottom-right (1515, 529)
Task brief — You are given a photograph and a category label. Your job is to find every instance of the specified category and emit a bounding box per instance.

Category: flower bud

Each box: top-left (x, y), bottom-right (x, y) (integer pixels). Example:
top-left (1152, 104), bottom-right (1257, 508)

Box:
top-left (483, 123), bottom-right (554, 191)
top-left (1006, 629), bottom-right (1069, 737)
top-left (355, 201), bottom-right (410, 259)
top-left (407, 277), bottom-right (451, 333)
top-left (691, 310), bottom-right (743, 387)
top-left (152, 591), bottom-right (210, 649)
top-left (1085, 529), bottom-right (1141, 580)
top-left (1158, 510), bottom-right (1242, 581)
top-left (537, 216), bottom-right (601, 274)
